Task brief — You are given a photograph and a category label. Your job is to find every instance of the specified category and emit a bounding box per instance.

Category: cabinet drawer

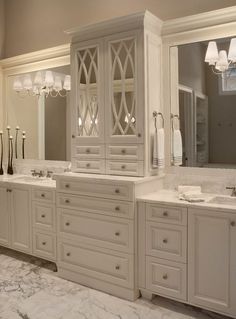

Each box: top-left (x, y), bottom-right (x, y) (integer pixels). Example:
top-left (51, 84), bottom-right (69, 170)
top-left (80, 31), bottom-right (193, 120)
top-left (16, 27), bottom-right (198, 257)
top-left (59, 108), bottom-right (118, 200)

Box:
top-left (57, 179), bottom-right (133, 201)
top-left (58, 241), bottom-right (134, 288)
top-left (57, 194), bottom-right (134, 219)
top-left (146, 203), bottom-right (187, 225)
top-left (32, 202), bottom-right (56, 232)
top-left (58, 209), bottom-right (133, 253)
top-left (106, 145), bottom-right (143, 161)
top-left (33, 231), bottom-right (56, 261)
top-left (106, 160), bottom-right (144, 177)
top-left (146, 256), bottom-right (187, 301)
top-left (72, 158), bottom-right (105, 174)
top-left (146, 222), bottom-right (187, 263)
top-left (74, 144), bottom-right (105, 159)
top-left (32, 188), bottom-right (55, 203)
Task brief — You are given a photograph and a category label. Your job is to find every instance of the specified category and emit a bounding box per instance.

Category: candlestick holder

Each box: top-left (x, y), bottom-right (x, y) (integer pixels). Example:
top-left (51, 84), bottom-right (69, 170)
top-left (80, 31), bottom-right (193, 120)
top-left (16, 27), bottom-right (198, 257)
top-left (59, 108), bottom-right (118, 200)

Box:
top-left (7, 135), bottom-right (13, 175)
top-left (15, 126), bottom-right (20, 159)
top-left (0, 131), bottom-right (3, 175)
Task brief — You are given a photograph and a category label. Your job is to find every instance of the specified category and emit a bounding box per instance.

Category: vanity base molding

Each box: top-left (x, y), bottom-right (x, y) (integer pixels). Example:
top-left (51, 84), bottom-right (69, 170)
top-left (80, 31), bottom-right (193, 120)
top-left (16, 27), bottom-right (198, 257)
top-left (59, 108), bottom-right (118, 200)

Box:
top-left (58, 268), bottom-right (140, 301)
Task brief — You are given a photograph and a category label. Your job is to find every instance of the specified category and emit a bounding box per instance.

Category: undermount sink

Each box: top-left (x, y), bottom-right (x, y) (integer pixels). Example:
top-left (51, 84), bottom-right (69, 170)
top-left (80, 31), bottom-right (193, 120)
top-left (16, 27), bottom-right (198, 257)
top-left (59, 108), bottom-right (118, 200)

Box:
top-left (11, 175), bottom-right (52, 183)
top-left (208, 195), bottom-right (236, 206)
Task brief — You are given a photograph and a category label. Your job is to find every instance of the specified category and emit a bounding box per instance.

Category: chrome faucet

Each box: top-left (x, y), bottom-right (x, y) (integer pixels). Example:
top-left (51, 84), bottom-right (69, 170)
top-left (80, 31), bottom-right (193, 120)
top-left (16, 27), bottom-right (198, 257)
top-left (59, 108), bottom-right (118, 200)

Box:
top-left (226, 186), bottom-right (236, 197)
top-left (31, 169), bottom-right (45, 177)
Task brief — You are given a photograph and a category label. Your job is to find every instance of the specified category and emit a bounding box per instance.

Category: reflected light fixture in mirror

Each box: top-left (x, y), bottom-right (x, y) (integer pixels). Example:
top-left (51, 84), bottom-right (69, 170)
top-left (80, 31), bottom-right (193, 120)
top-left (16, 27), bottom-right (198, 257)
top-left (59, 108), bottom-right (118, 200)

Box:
top-left (13, 70), bottom-right (71, 98)
top-left (204, 38), bottom-right (236, 76)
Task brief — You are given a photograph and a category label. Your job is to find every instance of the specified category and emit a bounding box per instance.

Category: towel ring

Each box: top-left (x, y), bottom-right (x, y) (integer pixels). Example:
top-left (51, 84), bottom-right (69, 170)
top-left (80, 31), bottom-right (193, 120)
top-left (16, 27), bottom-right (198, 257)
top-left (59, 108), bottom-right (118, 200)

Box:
top-left (171, 113), bottom-right (180, 130)
top-left (153, 111), bottom-right (164, 129)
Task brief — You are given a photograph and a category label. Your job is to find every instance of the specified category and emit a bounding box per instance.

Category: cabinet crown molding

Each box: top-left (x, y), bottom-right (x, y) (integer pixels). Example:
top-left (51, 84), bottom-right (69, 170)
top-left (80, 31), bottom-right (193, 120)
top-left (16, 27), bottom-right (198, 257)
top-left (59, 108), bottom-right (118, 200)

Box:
top-left (65, 10), bottom-right (163, 43)
top-left (162, 5), bottom-right (236, 36)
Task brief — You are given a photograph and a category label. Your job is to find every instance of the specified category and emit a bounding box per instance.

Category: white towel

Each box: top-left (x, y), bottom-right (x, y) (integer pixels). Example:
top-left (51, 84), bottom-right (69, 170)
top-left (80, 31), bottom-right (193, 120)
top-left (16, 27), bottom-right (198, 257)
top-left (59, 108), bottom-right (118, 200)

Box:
top-left (172, 129), bottom-right (183, 166)
top-left (153, 128), bottom-right (165, 169)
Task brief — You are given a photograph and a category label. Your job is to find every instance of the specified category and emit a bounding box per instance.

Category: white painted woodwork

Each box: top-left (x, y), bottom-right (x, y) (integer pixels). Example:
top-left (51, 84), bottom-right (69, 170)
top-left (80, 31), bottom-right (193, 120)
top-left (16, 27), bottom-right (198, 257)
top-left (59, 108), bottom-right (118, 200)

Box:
top-left (32, 202), bottom-right (56, 232)
top-left (57, 193), bottom-right (134, 219)
top-left (10, 186), bottom-right (32, 254)
top-left (146, 222), bottom-right (187, 263)
top-left (58, 240), bottom-right (134, 289)
top-left (106, 160), bottom-right (144, 176)
top-left (74, 144), bottom-right (105, 159)
top-left (146, 203), bottom-right (187, 225)
top-left (33, 230), bottom-right (56, 261)
top-left (0, 187), bottom-right (10, 247)
top-left (146, 256), bottom-right (187, 301)
top-left (32, 188), bottom-right (55, 202)
top-left (72, 158), bottom-right (106, 174)
top-left (188, 208), bottom-right (236, 316)
top-left (58, 208), bottom-right (134, 253)
top-left (106, 145), bottom-right (144, 161)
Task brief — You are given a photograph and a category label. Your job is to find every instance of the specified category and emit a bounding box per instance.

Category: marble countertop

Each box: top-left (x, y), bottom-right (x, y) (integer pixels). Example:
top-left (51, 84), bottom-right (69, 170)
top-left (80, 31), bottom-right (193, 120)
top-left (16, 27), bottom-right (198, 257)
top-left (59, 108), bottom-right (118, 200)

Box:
top-left (0, 174), bottom-right (56, 188)
top-left (137, 189), bottom-right (236, 212)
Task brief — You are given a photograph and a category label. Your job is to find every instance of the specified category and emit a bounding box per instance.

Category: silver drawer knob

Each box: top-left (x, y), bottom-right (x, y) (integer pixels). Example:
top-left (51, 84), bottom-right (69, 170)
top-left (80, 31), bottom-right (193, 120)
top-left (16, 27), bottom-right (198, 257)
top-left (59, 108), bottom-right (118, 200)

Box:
top-left (115, 231), bottom-right (120, 236)
top-left (66, 252), bottom-right (71, 257)
top-left (115, 206), bottom-right (120, 211)
top-left (65, 222), bottom-right (70, 226)
top-left (65, 184), bottom-right (70, 188)
top-left (86, 163), bottom-right (91, 168)
top-left (115, 189), bottom-right (120, 194)
top-left (163, 211), bottom-right (168, 217)
top-left (65, 199), bottom-right (70, 204)
top-left (163, 274), bottom-right (168, 280)
top-left (41, 193), bottom-right (45, 198)
top-left (115, 265), bottom-right (120, 270)
top-left (163, 238), bottom-right (168, 244)
top-left (231, 221), bottom-right (235, 226)
top-left (41, 214), bottom-right (46, 218)
top-left (121, 165), bottom-right (126, 169)
top-left (86, 148), bottom-right (90, 154)
top-left (121, 149), bottom-right (126, 154)
top-left (72, 134), bottom-right (75, 139)
top-left (42, 242), bottom-right (46, 246)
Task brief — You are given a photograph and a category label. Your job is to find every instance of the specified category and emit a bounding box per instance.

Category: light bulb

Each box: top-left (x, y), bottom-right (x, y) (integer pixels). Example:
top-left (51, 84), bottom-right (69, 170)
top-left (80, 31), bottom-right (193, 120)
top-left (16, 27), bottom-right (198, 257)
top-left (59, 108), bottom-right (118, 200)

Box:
top-left (205, 41), bottom-right (219, 65)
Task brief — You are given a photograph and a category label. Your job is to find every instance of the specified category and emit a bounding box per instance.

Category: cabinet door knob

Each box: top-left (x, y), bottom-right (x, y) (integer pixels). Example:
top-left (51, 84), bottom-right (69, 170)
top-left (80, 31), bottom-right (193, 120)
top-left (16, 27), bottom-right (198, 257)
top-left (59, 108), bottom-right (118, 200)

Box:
top-left (138, 133), bottom-right (141, 137)
top-left (86, 148), bottom-right (90, 154)
top-left (115, 231), bottom-right (120, 236)
top-left (65, 222), bottom-right (70, 226)
top-left (163, 274), bottom-right (168, 280)
top-left (72, 134), bottom-right (75, 139)
top-left (65, 199), bottom-right (70, 204)
top-left (65, 184), bottom-right (70, 188)
top-left (163, 238), bottom-right (168, 244)
top-left (42, 242), bottom-right (46, 246)
top-left (121, 149), bottom-right (126, 154)
top-left (115, 265), bottom-right (120, 270)
top-left (163, 211), bottom-right (168, 217)
top-left (115, 206), bottom-right (120, 211)
top-left (66, 252), bottom-right (71, 257)
top-left (41, 214), bottom-right (46, 218)
top-left (41, 193), bottom-right (45, 198)
top-left (121, 165), bottom-right (126, 169)
top-left (115, 189), bottom-right (120, 194)
top-left (86, 163), bottom-right (91, 168)
top-left (231, 221), bottom-right (235, 227)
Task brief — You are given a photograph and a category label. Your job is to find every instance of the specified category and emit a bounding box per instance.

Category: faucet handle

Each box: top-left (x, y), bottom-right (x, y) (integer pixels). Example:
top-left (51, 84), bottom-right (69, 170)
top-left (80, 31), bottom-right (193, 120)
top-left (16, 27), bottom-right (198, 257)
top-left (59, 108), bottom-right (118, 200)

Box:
top-left (46, 170), bottom-right (53, 178)
top-left (226, 186), bottom-right (236, 190)
top-left (31, 169), bottom-right (36, 176)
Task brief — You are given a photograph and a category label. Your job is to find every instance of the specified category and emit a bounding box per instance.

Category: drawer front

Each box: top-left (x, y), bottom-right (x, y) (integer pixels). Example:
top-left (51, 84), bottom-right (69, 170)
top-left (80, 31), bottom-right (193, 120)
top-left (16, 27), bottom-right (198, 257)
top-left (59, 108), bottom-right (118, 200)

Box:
top-left (57, 194), bottom-right (134, 219)
top-left (72, 158), bottom-right (105, 174)
top-left (57, 179), bottom-right (133, 201)
top-left (146, 203), bottom-right (187, 225)
top-left (146, 256), bottom-right (187, 301)
top-left (58, 209), bottom-right (133, 253)
top-left (106, 145), bottom-right (144, 161)
top-left (32, 188), bottom-right (55, 203)
top-left (106, 160), bottom-right (144, 177)
top-left (33, 231), bottom-right (56, 261)
top-left (58, 241), bottom-right (134, 288)
top-left (146, 222), bottom-right (187, 263)
top-left (32, 202), bottom-right (56, 232)
top-left (74, 144), bottom-right (105, 159)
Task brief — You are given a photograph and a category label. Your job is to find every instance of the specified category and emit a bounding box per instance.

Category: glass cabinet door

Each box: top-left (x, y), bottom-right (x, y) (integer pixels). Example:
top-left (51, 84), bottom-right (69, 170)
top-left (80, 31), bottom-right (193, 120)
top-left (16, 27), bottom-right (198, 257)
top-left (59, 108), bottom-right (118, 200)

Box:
top-left (74, 41), bottom-right (104, 143)
top-left (106, 34), bottom-right (142, 143)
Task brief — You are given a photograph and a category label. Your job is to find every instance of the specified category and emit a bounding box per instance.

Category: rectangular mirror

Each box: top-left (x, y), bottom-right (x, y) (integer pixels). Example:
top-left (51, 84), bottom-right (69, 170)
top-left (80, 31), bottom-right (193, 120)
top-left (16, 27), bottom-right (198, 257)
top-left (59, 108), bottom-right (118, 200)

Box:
top-left (6, 65), bottom-right (71, 161)
top-left (171, 36), bottom-right (236, 168)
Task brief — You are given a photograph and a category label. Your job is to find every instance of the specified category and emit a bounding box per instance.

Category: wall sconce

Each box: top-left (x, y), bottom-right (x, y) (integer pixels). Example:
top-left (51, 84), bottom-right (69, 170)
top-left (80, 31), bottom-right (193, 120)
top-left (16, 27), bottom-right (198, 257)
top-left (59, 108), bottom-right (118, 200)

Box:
top-left (13, 70), bottom-right (71, 98)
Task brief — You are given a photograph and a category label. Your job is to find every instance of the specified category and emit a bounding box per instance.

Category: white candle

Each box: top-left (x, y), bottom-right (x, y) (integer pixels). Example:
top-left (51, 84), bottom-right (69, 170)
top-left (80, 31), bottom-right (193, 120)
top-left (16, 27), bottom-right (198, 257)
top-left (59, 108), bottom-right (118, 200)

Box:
top-left (22, 131), bottom-right (26, 134)
top-left (7, 126), bottom-right (10, 129)
top-left (0, 131), bottom-right (3, 134)
top-left (9, 135), bottom-right (13, 139)
top-left (16, 126), bottom-right (20, 130)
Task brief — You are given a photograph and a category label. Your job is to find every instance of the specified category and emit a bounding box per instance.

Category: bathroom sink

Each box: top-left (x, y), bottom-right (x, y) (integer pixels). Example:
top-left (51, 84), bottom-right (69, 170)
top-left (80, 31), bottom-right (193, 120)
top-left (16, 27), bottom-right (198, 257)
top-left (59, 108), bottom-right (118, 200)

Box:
top-left (208, 196), bottom-right (236, 206)
top-left (11, 175), bottom-right (53, 184)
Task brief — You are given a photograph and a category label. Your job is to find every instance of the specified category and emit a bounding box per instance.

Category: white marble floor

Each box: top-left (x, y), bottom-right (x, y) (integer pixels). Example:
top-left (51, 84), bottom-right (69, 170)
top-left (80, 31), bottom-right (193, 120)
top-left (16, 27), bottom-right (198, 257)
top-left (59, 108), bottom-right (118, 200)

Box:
top-left (0, 247), bottom-right (229, 319)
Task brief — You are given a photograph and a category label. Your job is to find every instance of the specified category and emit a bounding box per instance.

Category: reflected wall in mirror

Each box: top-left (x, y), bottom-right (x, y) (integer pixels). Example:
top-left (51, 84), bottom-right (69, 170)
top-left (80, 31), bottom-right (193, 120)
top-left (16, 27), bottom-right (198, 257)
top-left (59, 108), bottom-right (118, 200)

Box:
top-left (176, 37), bottom-right (236, 168)
top-left (6, 65), bottom-right (71, 161)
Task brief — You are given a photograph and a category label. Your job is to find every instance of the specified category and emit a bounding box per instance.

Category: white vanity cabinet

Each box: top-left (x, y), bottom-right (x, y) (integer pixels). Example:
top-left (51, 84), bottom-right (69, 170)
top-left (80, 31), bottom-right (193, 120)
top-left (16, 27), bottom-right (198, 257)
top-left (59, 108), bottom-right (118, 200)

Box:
top-left (68, 11), bottom-right (162, 176)
top-left (188, 208), bottom-right (236, 317)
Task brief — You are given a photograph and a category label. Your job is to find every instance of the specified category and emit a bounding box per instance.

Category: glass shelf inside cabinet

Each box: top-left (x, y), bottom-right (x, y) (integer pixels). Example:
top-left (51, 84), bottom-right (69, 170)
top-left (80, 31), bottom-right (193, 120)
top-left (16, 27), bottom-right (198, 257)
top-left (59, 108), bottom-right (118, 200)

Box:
top-left (77, 46), bottom-right (99, 137)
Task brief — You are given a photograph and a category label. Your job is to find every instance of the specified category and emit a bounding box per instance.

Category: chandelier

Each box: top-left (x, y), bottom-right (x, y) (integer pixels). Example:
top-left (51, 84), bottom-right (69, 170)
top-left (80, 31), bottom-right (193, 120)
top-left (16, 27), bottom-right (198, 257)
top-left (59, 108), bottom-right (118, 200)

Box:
top-left (13, 70), bottom-right (71, 98)
top-left (204, 38), bottom-right (236, 77)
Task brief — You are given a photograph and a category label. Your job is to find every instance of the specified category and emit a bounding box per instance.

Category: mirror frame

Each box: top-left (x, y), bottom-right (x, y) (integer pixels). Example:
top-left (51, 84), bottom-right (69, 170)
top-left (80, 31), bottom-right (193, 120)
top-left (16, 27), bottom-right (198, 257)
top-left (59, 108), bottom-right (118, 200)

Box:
top-left (162, 6), bottom-right (236, 172)
top-left (0, 44), bottom-right (70, 162)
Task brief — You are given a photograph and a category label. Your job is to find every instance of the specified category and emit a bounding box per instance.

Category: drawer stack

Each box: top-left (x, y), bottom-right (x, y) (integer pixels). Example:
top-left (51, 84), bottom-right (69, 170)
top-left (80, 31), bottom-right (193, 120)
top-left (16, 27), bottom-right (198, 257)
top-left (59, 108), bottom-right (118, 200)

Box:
top-left (140, 202), bottom-right (187, 301)
top-left (32, 187), bottom-right (56, 261)
top-left (56, 176), bottom-right (139, 300)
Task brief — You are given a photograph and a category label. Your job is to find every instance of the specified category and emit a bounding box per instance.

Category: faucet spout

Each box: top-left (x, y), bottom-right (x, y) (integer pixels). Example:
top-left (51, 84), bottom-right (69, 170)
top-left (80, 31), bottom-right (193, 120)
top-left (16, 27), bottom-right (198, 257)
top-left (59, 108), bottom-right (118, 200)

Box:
top-left (226, 186), bottom-right (236, 197)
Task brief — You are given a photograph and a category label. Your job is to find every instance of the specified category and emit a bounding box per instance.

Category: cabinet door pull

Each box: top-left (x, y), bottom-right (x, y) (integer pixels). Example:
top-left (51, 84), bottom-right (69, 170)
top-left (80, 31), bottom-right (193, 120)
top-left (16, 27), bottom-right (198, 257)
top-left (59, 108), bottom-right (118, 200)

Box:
top-left (65, 184), bottom-right (70, 188)
top-left (66, 252), bottom-right (71, 256)
top-left (162, 274), bottom-right (168, 280)
top-left (115, 231), bottom-right (120, 236)
top-left (41, 193), bottom-right (45, 198)
top-left (115, 265), bottom-right (120, 270)
top-left (72, 134), bottom-right (75, 139)
top-left (41, 214), bottom-right (46, 218)
top-left (65, 199), bottom-right (70, 204)
top-left (121, 149), bottom-right (126, 154)
top-left (163, 211), bottom-right (168, 217)
top-left (65, 222), bottom-right (70, 226)
top-left (115, 206), bottom-right (120, 211)
top-left (115, 189), bottom-right (120, 194)
top-left (42, 241), bottom-right (46, 246)
top-left (163, 238), bottom-right (168, 244)
top-left (121, 165), bottom-right (126, 169)
top-left (86, 148), bottom-right (90, 154)
top-left (231, 221), bottom-right (235, 227)
top-left (86, 163), bottom-right (91, 168)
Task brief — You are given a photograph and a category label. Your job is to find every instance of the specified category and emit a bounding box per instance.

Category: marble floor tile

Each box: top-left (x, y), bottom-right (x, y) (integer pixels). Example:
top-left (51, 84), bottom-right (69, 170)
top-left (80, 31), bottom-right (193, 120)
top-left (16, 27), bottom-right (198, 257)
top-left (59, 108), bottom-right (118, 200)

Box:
top-left (0, 247), bottom-right (229, 319)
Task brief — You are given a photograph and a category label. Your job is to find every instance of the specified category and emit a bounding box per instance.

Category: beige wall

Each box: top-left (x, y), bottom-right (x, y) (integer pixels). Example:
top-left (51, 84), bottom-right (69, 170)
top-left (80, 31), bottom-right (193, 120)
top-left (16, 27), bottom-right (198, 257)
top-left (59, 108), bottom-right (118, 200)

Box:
top-left (0, 0), bottom-right (5, 58)
top-left (4, 0), bottom-right (236, 57)
top-left (179, 43), bottom-right (206, 94)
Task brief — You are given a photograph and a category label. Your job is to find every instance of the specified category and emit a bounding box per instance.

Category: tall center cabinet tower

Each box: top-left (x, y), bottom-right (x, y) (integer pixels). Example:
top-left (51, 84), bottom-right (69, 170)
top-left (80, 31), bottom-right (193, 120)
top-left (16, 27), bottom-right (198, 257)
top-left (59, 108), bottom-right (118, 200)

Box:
top-left (67, 11), bottom-right (163, 177)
